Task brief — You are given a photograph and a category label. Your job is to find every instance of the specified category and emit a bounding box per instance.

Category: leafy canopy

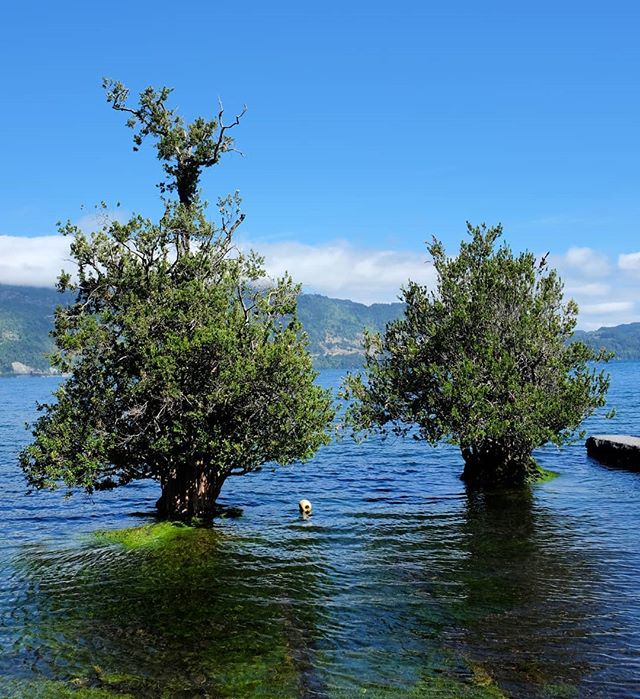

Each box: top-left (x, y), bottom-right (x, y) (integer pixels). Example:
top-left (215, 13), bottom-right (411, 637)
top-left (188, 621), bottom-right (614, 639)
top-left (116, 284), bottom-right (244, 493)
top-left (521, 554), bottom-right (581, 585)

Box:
top-left (20, 81), bottom-right (334, 508)
top-left (103, 78), bottom-right (246, 207)
top-left (343, 223), bottom-right (611, 484)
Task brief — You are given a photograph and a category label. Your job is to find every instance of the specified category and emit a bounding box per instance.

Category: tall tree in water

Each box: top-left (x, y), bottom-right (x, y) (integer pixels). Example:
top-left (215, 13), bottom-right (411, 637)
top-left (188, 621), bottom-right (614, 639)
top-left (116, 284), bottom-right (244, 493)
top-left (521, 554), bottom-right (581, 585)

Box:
top-left (343, 223), bottom-right (611, 487)
top-left (20, 80), bottom-right (334, 518)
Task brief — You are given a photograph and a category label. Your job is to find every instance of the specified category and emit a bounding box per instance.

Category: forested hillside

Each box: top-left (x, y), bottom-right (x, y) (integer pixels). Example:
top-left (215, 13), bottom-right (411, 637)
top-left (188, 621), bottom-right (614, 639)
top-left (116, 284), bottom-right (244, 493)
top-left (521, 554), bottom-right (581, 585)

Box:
top-left (0, 286), bottom-right (404, 372)
top-left (573, 324), bottom-right (640, 360)
top-left (297, 294), bottom-right (404, 367)
top-left (1, 284), bottom-right (638, 373)
top-left (0, 285), bottom-right (60, 373)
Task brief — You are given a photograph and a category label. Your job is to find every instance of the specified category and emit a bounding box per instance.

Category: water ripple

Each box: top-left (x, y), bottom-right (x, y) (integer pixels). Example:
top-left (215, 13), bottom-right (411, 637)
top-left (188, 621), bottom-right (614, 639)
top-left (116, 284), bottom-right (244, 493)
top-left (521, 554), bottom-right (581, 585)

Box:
top-left (1, 366), bottom-right (640, 697)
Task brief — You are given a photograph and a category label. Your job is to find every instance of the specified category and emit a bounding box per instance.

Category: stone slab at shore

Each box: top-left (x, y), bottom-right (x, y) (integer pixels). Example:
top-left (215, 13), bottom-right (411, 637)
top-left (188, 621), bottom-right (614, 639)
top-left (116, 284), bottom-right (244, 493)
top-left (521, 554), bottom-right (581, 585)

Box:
top-left (586, 435), bottom-right (640, 471)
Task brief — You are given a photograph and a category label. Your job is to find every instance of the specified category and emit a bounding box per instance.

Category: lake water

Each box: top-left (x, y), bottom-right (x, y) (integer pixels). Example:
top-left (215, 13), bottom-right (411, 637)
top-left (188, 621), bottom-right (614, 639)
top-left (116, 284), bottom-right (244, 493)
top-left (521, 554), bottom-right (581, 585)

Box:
top-left (1, 365), bottom-right (640, 698)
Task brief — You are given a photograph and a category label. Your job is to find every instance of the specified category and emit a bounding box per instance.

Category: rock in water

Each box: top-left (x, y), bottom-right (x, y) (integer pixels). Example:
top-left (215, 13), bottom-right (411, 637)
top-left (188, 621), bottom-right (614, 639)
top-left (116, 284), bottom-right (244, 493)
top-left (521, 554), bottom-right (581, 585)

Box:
top-left (586, 434), bottom-right (640, 470)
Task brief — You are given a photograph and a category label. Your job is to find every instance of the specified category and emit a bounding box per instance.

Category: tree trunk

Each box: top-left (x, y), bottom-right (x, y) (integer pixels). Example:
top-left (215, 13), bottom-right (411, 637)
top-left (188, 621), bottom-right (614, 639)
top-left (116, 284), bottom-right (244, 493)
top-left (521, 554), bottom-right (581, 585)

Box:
top-left (460, 443), bottom-right (539, 487)
top-left (156, 463), bottom-right (225, 519)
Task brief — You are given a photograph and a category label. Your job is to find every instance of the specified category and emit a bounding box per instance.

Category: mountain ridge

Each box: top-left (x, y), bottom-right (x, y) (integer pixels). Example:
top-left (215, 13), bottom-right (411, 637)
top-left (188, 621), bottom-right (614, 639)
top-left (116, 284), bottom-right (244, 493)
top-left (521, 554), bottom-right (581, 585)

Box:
top-left (0, 283), bottom-right (637, 373)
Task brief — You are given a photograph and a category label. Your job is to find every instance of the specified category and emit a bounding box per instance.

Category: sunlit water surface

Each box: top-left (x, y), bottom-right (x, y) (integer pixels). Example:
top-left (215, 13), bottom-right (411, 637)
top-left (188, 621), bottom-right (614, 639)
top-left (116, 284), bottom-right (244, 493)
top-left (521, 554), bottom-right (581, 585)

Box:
top-left (1, 366), bottom-right (640, 698)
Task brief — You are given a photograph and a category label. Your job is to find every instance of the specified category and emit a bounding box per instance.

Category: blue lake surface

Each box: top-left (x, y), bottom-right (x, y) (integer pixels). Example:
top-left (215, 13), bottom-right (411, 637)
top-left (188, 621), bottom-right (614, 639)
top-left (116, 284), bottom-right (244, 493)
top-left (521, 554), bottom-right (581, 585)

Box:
top-left (1, 365), bottom-right (640, 697)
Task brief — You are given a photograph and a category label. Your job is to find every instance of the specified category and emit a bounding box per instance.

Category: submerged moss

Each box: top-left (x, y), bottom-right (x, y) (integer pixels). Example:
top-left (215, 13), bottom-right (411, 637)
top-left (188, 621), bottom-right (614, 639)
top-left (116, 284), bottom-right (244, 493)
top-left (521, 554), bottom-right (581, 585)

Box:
top-left (334, 671), bottom-right (506, 698)
top-left (412, 673), bottom-right (506, 698)
top-left (94, 521), bottom-right (197, 550)
top-left (541, 683), bottom-right (579, 698)
top-left (13, 482), bottom-right (593, 697)
top-left (18, 523), bottom-right (313, 697)
top-left (0, 678), bottom-right (134, 698)
top-left (533, 467), bottom-right (560, 484)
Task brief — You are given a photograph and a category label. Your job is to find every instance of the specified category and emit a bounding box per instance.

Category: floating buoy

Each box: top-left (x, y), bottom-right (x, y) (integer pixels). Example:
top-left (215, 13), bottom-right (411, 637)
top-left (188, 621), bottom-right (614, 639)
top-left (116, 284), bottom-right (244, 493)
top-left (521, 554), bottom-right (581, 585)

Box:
top-left (298, 499), bottom-right (312, 517)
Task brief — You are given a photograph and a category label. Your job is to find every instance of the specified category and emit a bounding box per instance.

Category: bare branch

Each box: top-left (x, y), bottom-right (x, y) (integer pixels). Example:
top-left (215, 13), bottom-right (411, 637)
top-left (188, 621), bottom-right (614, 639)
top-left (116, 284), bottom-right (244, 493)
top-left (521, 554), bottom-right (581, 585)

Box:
top-left (205, 103), bottom-right (248, 166)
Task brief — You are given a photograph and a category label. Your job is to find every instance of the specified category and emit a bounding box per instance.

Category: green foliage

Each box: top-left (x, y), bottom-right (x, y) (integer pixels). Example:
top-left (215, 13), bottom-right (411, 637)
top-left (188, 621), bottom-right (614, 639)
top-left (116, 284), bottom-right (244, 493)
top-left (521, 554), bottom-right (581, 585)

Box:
top-left (103, 78), bottom-right (245, 207)
top-left (0, 285), bottom-right (406, 372)
top-left (343, 223), bottom-right (611, 485)
top-left (19, 80), bottom-right (333, 516)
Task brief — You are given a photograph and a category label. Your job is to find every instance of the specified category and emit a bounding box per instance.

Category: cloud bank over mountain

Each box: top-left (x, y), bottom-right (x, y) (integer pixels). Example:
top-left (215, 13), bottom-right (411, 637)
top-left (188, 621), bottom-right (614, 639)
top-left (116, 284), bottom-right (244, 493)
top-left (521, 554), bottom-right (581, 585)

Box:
top-left (0, 235), bottom-right (71, 287)
top-left (1, 234), bottom-right (638, 330)
top-left (550, 246), bottom-right (640, 330)
top-left (252, 240), bottom-right (436, 305)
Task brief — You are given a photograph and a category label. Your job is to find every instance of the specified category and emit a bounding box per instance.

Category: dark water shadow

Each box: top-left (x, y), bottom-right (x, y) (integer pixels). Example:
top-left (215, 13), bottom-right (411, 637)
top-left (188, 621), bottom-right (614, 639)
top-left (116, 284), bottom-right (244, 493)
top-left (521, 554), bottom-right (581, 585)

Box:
top-left (347, 486), bottom-right (609, 698)
top-left (452, 487), bottom-right (602, 698)
top-left (585, 453), bottom-right (640, 475)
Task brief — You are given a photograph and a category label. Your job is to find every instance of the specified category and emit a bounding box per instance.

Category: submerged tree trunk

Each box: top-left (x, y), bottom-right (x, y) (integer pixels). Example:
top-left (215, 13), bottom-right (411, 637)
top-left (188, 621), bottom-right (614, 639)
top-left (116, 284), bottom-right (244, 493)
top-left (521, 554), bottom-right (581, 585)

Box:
top-left (156, 463), bottom-right (225, 519)
top-left (460, 443), bottom-right (539, 487)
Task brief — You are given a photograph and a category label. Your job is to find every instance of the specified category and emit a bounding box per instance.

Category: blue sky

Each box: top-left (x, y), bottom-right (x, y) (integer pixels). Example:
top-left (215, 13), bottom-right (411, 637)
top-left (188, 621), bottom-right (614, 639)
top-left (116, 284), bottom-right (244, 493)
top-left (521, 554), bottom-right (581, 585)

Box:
top-left (0, 1), bottom-right (638, 328)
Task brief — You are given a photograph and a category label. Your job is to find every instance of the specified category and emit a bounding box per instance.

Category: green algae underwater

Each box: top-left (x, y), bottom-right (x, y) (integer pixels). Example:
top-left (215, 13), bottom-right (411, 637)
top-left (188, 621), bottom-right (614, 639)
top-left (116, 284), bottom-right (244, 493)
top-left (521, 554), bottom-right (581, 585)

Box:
top-left (6, 494), bottom-right (583, 699)
top-left (6, 368), bottom-right (640, 698)
top-left (6, 520), bottom-right (512, 699)
top-left (11, 522), bottom-right (319, 698)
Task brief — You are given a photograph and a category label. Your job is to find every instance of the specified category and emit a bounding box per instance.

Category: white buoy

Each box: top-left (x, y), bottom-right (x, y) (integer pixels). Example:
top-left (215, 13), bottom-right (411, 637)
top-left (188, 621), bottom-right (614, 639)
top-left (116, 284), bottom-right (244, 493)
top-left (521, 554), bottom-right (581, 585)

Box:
top-left (298, 499), bottom-right (312, 517)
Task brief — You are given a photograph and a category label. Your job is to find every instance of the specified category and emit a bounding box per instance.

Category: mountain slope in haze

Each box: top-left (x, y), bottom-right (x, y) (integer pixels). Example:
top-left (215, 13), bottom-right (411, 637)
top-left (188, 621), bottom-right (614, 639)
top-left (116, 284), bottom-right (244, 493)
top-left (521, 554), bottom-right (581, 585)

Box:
top-left (573, 324), bottom-right (640, 361)
top-left (0, 285), bottom-right (61, 373)
top-left (297, 294), bottom-right (404, 368)
top-left (1, 283), bottom-right (639, 373)
top-left (0, 286), bottom-right (403, 373)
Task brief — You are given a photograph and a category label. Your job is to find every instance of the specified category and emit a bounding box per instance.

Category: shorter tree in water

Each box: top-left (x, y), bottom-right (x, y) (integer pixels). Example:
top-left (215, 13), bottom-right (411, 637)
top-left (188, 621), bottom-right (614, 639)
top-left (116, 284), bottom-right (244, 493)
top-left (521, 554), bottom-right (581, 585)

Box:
top-left (20, 80), bottom-right (334, 519)
top-left (343, 223), bottom-right (611, 487)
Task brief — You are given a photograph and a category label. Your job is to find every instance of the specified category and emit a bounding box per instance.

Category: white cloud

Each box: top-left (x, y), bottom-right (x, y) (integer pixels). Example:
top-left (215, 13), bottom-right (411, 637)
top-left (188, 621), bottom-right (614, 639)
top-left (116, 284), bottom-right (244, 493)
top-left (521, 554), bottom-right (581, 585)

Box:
top-left (2, 233), bottom-right (640, 329)
top-left (0, 235), bottom-right (71, 287)
top-left (570, 295), bottom-right (638, 332)
top-left (249, 240), bottom-right (436, 304)
top-left (0, 210), bottom-right (128, 288)
top-left (0, 234), bottom-right (435, 305)
top-left (75, 209), bottom-right (129, 234)
top-left (564, 282), bottom-right (610, 297)
top-left (580, 301), bottom-right (634, 314)
top-left (554, 247), bottom-right (611, 277)
top-left (618, 252), bottom-right (640, 272)
top-left (544, 246), bottom-right (640, 329)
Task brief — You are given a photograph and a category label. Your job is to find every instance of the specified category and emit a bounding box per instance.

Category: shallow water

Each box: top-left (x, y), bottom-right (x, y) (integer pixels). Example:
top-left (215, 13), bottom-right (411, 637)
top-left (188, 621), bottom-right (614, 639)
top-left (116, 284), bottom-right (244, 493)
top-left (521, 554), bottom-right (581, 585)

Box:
top-left (1, 365), bottom-right (640, 697)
